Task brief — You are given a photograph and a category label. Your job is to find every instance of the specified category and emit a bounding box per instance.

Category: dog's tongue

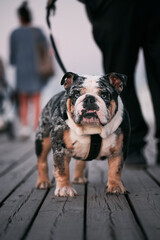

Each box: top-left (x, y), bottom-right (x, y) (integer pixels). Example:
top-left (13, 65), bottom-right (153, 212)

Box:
top-left (87, 110), bottom-right (96, 113)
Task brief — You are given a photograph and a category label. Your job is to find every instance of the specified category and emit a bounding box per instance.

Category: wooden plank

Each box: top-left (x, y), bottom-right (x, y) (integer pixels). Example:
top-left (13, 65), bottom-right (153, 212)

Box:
top-left (0, 135), bottom-right (15, 149)
top-left (147, 165), bottom-right (160, 184)
top-left (0, 157), bottom-right (53, 240)
top-left (0, 144), bottom-right (34, 177)
top-left (0, 139), bottom-right (30, 154)
top-left (0, 140), bottom-right (33, 161)
top-left (0, 140), bottom-right (33, 159)
top-left (86, 161), bottom-right (145, 240)
top-left (26, 186), bottom-right (84, 240)
top-left (0, 172), bottom-right (49, 240)
top-left (0, 155), bottom-right (37, 204)
top-left (0, 141), bottom-right (19, 155)
top-left (26, 159), bottom-right (85, 240)
top-left (123, 167), bottom-right (160, 240)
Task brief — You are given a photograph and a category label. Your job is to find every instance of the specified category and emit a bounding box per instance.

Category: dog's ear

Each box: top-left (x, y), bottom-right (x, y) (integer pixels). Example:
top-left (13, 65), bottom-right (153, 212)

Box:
top-left (61, 72), bottom-right (79, 90)
top-left (105, 72), bottom-right (127, 94)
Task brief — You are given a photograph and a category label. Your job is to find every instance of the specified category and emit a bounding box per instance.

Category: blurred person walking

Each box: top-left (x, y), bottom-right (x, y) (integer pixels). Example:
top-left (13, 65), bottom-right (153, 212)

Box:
top-left (10, 1), bottom-right (52, 139)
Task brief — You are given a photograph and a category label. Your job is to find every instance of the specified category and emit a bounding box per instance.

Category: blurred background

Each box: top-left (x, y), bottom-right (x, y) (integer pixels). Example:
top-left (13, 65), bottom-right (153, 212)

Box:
top-left (0, 0), bottom-right (156, 164)
top-left (0, 0), bottom-right (104, 101)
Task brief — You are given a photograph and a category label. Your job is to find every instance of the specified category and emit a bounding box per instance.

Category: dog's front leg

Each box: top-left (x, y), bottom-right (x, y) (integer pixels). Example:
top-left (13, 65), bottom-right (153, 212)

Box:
top-left (106, 155), bottom-right (126, 194)
top-left (54, 156), bottom-right (77, 197)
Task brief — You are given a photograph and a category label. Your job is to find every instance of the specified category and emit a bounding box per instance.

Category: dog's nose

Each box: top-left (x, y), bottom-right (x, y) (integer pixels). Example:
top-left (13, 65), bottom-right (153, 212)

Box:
top-left (83, 95), bottom-right (98, 110)
top-left (84, 95), bottom-right (95, 105)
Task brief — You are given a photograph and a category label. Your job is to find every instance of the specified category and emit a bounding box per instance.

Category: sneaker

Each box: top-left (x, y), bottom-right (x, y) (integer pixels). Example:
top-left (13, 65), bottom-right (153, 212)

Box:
top-left (19, 126), bottom-right (30, 140)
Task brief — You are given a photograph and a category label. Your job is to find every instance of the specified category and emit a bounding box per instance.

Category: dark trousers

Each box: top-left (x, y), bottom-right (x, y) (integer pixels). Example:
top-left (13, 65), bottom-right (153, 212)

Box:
top-left (85, 0), bottom-right (160, 155)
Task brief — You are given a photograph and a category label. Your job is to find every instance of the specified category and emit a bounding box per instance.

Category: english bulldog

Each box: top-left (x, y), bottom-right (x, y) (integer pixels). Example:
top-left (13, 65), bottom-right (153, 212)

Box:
top-left (35, 72), bottom-right (130, 196)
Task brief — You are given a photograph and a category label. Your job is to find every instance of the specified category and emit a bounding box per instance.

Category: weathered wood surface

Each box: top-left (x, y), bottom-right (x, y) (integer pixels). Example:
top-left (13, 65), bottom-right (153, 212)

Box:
top-left (86, 161), bottom-right (145, 240)
top-left (26, 160), bottom-right (85, 240)
top-left (0, 140), bottom-right (34, 177)
top-left (123, 167), bottom-right (160, 240)
top-left (0, 135), bottom-right (160, 240)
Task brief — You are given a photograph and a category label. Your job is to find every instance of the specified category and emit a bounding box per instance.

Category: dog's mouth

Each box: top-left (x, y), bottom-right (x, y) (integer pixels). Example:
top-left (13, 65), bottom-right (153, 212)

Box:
top-left (81, 110), bottom-right (100, 125)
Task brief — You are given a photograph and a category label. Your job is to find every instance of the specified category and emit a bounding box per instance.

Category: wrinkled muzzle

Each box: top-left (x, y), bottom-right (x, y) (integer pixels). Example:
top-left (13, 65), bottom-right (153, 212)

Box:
top-left (74, 94), bottom-right (109, 126)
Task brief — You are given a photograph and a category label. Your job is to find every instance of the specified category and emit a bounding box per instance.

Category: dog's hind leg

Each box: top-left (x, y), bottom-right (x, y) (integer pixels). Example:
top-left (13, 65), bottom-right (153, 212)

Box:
top-left (72, 160), bottom-right (87, 184)
top-left (35, 136), bottom-right (52, 189)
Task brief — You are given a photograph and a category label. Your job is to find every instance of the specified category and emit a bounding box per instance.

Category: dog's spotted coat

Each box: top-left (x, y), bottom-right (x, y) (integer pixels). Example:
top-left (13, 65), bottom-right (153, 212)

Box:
top-left (35, 72), bottom-right (130, 197)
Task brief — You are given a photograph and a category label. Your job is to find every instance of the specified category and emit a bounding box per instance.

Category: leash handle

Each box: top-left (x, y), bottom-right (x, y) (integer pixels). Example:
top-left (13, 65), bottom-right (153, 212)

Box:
top-left (46, 0), bottom-right (67, 74)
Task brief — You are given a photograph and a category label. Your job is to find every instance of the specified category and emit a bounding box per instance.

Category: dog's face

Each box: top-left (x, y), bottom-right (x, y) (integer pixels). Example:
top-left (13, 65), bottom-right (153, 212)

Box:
top-left (61, 72), bottom-right (127, 127)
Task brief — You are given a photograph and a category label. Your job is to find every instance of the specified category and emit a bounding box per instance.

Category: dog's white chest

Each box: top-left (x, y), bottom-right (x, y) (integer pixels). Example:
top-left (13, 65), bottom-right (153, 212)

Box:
top-left (69, 128), bottom-right (117, 160)
top-left (98, 133), bottom-right (117, 159)
top-left (70, 130), bottom-right (90, 159)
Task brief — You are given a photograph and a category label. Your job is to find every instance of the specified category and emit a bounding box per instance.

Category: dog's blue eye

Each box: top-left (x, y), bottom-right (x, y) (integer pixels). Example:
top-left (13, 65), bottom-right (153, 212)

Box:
top-left (101, 93), bottom-right (107, 99)
top-left (101, 92), bottom-right (111, 101)
top-left (74, 92), bottom-right (80, 98)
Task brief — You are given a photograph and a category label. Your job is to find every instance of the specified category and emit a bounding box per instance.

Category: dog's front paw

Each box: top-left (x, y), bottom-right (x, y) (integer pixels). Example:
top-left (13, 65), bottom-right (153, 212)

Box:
top-left (55, 186), bottom-right (78, 197)
top-left (106, 181), bottom-right (127, 195)
top-left (72, 176), bottom-right (87, 184)
top-left (36, 179), bottom-right (52, 189)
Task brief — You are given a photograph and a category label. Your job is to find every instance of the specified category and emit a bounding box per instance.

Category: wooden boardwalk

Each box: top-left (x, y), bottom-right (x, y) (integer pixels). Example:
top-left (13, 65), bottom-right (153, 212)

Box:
top-left (0, 135), bottom-right (160, 240)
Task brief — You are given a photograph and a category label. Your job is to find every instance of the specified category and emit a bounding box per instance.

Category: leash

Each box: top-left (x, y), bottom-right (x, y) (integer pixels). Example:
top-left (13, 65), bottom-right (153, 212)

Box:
top-left (46, 0), bottom-right (67, 74)
top-left (46, 0), bottom-right (102, 161)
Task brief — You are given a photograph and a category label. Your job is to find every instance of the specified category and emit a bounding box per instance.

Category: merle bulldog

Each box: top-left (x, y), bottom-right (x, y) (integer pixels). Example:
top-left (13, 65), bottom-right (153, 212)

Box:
top-left (35, 72), bottom-right (130, 197)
